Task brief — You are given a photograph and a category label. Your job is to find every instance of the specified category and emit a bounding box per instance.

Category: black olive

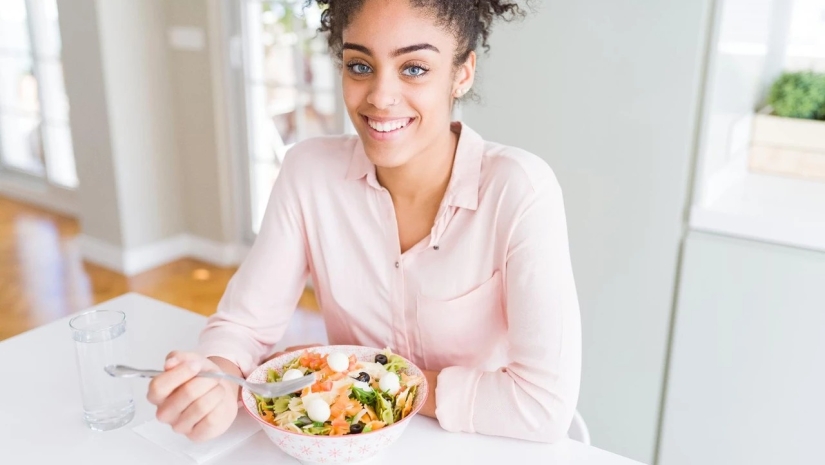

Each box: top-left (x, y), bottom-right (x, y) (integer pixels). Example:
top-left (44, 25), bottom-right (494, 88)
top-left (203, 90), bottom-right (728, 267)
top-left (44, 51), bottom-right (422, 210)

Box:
top-left (375, 354), bottom-right (388, 365)
top-left (355, 372), bottom-right (370, 383)
top-left (349, 423), bottom-right (364, 434)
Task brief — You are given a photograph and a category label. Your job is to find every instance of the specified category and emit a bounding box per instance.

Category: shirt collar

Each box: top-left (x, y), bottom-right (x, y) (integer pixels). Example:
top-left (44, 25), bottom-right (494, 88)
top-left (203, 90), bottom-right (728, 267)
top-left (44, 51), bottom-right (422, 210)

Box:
top-left (346, 122), bottom-right (484, 211)
top-left (345, 136), bottom-right (381, 189)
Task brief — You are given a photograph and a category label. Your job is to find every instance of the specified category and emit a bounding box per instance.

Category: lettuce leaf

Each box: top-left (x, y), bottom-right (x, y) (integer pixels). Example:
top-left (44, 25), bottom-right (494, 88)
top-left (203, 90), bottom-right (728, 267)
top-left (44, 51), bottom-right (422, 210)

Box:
top-left (376, 391), bottom-right (394, 425)
top-left (350, 386), bottom-right (377, 406)
top-left (383, 355), bottom-right (407, 374)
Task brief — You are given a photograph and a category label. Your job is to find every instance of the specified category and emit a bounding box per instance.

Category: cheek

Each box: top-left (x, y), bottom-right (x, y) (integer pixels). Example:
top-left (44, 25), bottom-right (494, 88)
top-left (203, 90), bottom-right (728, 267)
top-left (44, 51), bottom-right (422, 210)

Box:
top-left (409, 83), bottom-right (453, 121)
top-left (342, 79), bottom-right (366, 112)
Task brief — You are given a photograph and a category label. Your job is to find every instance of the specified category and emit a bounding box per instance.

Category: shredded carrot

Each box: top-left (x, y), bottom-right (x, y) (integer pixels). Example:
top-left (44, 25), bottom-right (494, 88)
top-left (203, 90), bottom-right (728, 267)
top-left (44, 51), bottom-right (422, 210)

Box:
top-left (330, 390), bottom-right (361, 419)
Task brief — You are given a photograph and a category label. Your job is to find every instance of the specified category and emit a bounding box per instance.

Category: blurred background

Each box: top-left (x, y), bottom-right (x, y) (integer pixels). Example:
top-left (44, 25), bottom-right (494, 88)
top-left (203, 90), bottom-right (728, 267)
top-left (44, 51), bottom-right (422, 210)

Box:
top-left (1, 0), bottom-right (823, 464)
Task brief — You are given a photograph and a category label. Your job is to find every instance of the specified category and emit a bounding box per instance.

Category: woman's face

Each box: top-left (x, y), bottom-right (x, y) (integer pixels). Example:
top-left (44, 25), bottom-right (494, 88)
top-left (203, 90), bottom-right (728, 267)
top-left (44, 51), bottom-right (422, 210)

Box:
top-left (342, 0), bottom-right (474, 169)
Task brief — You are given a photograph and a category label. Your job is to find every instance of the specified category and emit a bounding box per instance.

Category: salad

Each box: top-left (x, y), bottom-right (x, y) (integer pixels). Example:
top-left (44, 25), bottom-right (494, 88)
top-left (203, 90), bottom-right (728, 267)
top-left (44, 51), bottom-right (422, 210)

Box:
top-left (254, 348), bottom-right (424, 436)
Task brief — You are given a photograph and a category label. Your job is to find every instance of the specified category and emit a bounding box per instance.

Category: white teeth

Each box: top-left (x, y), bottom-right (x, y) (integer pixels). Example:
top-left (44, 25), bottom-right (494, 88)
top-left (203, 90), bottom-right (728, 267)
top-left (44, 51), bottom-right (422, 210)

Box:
top-left (368, 118), bottom-right (409, 133)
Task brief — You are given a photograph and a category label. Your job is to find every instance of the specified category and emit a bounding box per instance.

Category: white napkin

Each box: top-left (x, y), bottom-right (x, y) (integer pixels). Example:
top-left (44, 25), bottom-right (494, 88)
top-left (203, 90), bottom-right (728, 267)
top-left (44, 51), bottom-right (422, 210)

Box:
top-left (133, 410), bottom-right (260, 464)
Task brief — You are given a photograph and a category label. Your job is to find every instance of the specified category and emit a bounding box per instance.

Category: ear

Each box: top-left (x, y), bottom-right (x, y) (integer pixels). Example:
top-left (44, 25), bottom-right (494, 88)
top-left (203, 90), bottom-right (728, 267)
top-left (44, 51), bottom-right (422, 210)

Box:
top-left (452, 51), bottom-right (476, 98)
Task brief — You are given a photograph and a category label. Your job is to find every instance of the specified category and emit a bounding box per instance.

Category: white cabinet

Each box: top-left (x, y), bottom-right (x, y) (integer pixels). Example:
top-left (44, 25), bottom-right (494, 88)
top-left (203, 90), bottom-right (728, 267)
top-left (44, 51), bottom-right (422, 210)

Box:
top-left (658, 231), bottom-right (825, 464)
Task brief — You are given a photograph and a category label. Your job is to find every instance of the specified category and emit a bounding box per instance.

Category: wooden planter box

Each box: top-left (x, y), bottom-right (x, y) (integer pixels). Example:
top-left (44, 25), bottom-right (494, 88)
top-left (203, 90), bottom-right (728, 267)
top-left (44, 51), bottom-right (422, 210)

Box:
top-left (748, 107), bottom-right (825, 182)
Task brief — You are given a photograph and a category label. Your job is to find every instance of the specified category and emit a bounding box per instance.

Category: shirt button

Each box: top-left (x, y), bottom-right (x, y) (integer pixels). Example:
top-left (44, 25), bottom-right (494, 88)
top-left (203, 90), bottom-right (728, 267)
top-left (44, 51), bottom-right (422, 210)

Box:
top-left (395, 261), bottom-right (400, 268)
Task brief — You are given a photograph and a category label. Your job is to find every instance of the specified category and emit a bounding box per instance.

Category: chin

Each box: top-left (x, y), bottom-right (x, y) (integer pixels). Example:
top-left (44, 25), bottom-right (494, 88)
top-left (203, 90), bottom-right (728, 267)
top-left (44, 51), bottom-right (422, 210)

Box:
top-left (363, 144), bottom-right (413, 169)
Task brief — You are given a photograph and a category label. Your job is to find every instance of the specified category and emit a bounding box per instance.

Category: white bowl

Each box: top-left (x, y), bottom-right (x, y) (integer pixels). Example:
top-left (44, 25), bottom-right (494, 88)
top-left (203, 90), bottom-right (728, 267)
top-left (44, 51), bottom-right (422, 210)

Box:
top-left (242, 345), bottom-right (428, 464)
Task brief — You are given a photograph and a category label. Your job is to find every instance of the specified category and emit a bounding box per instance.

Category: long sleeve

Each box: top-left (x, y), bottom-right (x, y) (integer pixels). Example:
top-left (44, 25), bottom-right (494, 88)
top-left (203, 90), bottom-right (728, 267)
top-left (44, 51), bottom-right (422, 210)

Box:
top-left (196, 151), bottom-right (309, 376)
top-left (435, 172), bottom-right (582, 443)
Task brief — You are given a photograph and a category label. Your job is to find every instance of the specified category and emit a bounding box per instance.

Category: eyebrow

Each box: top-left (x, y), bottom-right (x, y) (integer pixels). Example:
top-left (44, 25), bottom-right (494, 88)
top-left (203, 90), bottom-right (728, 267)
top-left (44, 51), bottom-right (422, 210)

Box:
top-left (342, 42), bottom-right (440, 57)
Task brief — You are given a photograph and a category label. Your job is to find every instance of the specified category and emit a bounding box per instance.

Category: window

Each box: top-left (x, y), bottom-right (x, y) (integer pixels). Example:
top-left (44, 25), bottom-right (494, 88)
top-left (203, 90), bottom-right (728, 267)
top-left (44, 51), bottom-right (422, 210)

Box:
top-left (0, 0), bottom-right (76, 188)
top-left (240, 0), bottom-right (344, 234)
top-left (689, 0), bottom-right (825, 254)
top-left (784, 0), bottom-right (825, 71)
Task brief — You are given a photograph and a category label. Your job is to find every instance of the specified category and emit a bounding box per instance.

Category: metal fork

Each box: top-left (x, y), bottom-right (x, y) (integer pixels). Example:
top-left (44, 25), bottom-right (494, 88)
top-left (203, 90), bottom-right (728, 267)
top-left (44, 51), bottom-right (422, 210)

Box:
top-left (104, 364), bottom-right (316, 398)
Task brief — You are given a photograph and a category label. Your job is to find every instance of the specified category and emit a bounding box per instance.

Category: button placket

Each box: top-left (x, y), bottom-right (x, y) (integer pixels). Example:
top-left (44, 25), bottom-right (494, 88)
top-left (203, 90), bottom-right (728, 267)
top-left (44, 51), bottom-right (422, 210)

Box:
top-left (378, 187), bottom-right (410, 358)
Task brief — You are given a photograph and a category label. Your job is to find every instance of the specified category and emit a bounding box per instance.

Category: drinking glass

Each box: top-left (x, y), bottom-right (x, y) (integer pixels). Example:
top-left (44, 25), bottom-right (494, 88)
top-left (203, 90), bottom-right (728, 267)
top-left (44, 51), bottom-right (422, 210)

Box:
top-left (69, 309), bottom-right (135, 431)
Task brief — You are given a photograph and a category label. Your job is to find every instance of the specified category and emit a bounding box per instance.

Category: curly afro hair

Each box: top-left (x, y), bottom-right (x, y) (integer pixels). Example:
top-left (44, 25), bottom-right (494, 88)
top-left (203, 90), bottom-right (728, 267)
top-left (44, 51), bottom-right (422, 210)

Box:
top-left (309, 0), bottom-right (526, 67)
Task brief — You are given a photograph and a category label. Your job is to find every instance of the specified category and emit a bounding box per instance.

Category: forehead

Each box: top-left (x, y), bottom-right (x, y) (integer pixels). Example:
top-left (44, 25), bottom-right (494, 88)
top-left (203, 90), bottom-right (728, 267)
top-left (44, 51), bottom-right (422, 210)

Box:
top-left (342, 0), bottom-right (456, 54)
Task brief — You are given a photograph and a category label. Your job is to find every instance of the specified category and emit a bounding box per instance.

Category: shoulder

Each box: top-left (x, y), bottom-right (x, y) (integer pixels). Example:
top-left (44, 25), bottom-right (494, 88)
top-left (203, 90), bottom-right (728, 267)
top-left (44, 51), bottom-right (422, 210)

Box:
top-left (479, 139), bottom-right (562, 199)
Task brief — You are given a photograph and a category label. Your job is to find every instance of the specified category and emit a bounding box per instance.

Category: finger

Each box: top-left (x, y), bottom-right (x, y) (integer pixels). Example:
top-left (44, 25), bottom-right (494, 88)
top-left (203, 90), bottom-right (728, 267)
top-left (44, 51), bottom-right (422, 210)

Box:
top-left (164, 351), bottom-right (200, 370)
top-left (170, 383), bottom-right (224, 435)
top-left (147, 359), bottom-right (204, 405)
top-left (187, 399), bottom-right (233, 442)
top-left (156, 375), bottom-right (218, 425)
top-left (288, 343), bottom-right (322, 351)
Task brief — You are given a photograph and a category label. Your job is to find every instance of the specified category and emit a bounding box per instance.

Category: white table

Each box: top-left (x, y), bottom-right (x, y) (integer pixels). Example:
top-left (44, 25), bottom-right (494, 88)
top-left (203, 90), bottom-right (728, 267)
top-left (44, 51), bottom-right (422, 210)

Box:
top-left (0, 293), bottom-right (643, 464)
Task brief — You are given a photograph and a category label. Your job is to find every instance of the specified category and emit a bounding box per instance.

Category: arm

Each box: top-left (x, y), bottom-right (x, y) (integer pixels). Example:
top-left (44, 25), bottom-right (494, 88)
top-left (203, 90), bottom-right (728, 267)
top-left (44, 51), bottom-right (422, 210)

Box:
top-left (433, 175), bottom-right (582, 443)
top-left (197, 151), bottom-right (310, 376)
top-left (147, 155), bottom-right (309, 441)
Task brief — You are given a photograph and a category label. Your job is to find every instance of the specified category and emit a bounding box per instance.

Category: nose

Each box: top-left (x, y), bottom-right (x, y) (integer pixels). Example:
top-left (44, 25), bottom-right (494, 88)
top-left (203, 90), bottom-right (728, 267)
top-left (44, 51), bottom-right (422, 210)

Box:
top-left (366, 73), bottom-right (400, 110)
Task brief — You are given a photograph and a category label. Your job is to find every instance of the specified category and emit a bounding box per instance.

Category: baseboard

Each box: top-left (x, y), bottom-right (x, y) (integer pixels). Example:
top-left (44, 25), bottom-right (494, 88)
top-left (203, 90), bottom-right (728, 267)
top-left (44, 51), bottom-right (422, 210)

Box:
top-left (187, 234), bottom-right (249, 267)
top-left (78, 233), bottom-right (249, 276)
top-left (122, 235), bottom-right (190, 275)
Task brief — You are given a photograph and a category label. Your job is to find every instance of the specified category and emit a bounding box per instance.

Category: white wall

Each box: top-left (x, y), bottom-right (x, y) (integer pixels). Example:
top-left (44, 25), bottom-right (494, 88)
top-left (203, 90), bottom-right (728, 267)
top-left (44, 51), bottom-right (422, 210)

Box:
top-left (58, 0), bottom-right (123, 247)
top-left (57, 0), bottom-right (241, 274)
top-left (463, 0), bottom-right (712, 461)
top-left (166, 0), bottom-right (232, 244)
top-left (96, 0), bottom-right (185, 249)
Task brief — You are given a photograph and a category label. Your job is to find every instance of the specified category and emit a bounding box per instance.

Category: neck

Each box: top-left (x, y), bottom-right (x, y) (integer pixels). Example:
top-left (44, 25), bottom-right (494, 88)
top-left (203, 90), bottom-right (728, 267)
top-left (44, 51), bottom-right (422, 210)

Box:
top-left (376, 124), bottom-right (459, 205)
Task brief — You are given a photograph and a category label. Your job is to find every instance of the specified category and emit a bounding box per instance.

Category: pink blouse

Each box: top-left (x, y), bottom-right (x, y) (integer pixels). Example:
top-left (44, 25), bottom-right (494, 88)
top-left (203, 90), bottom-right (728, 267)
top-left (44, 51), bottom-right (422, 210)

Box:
top-left (198, 123), bottom-right (581, 443)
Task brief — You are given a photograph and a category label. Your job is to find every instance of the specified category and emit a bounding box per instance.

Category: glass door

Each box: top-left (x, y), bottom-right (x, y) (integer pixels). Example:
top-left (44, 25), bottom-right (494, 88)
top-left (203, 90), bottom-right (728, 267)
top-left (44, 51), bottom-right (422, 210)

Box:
top-left (232, 0), bottom-right (345, 237)
top-left (0, 0), bottom-right (77, 190)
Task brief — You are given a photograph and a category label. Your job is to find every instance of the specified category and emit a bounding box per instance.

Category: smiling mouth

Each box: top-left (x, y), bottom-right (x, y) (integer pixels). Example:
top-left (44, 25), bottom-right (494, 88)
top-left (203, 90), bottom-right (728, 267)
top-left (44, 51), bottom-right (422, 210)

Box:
top-left (363, 116), bottom-right (414, 133)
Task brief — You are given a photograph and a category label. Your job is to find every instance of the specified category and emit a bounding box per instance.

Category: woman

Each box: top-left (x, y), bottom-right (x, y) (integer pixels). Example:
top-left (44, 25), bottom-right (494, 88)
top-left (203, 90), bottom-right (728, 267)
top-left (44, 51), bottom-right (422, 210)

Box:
top-left (147, 0), bottom-right (581, 444)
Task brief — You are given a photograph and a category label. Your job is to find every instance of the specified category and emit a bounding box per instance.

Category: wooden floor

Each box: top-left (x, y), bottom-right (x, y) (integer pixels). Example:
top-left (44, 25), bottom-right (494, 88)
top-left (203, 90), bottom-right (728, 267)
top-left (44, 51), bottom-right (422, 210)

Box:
top-left (0, 195), bottom-right (318, 342)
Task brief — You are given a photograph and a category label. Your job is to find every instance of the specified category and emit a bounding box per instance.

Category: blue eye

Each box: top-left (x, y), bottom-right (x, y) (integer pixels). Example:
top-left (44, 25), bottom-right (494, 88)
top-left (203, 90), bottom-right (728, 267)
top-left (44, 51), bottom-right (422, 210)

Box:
top-left (348, 63), bottom-right (372, 75)
top-left (403, 65), bottom-right (427, 77)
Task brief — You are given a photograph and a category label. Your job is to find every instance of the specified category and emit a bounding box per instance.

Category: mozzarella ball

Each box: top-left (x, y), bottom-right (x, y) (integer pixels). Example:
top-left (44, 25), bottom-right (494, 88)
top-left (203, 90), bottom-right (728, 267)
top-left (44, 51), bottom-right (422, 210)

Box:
top-left (305, 398), bottom-right (331, 423)
top-left (379, 372), bottom-right (400, 395)
top-left (281, 369), bottom-right (304, 382)
top-left (326, 352), bottom-right (349, 372)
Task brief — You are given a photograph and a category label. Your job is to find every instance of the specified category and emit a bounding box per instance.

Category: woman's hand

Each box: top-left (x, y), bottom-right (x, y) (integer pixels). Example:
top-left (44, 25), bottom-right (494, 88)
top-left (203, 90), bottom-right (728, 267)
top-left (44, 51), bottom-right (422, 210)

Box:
top-left (146, 351), bottom-right (240, 442)
top-left (419, 369), bottom-right (439, 418)
top-left (263, 343), bottom-right (323, 362)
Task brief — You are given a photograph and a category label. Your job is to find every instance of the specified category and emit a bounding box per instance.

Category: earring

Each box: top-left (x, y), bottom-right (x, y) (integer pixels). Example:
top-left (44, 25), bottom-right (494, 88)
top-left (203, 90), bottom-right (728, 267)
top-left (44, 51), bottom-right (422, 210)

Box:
top-left (455, 88), bottom-right (466, 97)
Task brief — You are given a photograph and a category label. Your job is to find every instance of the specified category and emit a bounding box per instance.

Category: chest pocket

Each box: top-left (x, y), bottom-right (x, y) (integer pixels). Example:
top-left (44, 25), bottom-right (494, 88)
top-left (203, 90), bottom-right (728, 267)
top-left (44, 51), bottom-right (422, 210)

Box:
top-left (415, 271), bottom-right (507, 371)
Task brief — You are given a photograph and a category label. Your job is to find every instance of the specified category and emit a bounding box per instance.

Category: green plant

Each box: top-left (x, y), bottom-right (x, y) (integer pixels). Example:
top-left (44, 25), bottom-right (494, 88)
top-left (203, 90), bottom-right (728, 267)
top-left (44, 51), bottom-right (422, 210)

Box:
top-left (767, 71), bottom-right (825, 120)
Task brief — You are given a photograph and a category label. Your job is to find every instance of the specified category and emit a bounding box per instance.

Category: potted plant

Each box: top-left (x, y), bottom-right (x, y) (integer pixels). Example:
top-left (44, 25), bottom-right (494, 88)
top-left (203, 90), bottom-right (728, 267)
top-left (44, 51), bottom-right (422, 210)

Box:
top-left (749, 71), bottom-right (825, 182)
